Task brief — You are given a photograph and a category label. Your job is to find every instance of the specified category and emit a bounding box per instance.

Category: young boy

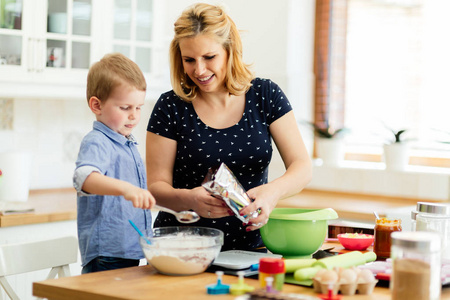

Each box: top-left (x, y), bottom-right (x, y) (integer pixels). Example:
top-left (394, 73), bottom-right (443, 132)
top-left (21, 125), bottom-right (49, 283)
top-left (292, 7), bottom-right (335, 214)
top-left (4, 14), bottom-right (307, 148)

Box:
top-left (73, 53), bottom-right (155, 274)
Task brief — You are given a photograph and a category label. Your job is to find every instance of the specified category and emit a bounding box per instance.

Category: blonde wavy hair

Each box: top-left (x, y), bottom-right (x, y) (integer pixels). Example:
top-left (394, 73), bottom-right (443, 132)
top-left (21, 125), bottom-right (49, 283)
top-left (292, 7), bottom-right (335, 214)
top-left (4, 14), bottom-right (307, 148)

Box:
top-left (170, 3), bottom-right (254, 102)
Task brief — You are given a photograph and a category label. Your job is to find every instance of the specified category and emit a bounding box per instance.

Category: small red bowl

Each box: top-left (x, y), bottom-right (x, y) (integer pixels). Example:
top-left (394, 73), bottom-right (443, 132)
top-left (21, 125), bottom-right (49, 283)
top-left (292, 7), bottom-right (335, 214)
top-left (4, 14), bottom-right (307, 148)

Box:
top-left (337, 233), bottom-right (374, 251)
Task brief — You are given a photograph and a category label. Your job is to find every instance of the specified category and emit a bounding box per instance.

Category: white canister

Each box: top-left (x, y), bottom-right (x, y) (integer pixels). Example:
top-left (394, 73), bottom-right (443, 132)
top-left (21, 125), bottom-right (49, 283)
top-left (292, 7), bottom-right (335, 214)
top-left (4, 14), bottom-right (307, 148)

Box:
top-left (0, 151), bottom-right (32, 202)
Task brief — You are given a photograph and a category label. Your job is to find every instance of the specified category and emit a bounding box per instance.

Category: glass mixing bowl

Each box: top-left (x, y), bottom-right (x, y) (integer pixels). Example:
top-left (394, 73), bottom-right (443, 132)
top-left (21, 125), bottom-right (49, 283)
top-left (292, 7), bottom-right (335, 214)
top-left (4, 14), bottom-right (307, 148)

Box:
top-left (140, 226), bottom-right (223, 275)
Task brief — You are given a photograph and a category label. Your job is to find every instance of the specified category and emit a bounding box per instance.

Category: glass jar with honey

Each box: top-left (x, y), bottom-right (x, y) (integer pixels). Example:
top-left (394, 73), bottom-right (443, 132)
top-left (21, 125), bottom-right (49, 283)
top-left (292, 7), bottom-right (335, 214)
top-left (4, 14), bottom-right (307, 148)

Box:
top-left (373, 218), bottom-right (402, 259)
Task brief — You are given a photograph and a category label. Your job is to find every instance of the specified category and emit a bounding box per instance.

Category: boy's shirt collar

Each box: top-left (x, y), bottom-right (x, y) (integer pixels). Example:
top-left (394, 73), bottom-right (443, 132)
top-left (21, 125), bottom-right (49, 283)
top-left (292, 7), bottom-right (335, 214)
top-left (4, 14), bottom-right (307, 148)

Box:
top-left (93, 121), bottom-right (138, 144)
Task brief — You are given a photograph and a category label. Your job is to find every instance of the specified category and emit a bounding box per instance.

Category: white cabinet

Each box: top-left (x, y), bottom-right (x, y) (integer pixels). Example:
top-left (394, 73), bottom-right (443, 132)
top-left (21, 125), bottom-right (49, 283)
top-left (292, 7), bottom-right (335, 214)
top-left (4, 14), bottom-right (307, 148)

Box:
top-left (0, 0), bottom-right (169, 99)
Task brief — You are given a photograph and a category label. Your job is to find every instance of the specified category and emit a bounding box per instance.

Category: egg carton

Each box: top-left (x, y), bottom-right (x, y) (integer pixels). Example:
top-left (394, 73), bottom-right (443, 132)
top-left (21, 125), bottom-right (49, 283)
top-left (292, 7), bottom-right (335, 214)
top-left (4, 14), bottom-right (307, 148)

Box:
top-left (313, 279), bottom-right (378, 296)
top-left (313, 268), bottom-right (377, 296)
top-left (358, 259), bottom-right (450, 286)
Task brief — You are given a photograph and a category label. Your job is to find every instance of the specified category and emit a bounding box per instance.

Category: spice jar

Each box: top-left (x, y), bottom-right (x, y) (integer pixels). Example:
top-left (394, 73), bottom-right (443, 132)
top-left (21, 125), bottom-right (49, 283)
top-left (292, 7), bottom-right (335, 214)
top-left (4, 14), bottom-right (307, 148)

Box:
top-left (258, 258), bottom-right (285, 292)
top-left (414, 201), bottom-right (450, 260)
top-left (390, 231), bottom-right (441, 300)
top-left (373, 217), bottom-right (402, 259)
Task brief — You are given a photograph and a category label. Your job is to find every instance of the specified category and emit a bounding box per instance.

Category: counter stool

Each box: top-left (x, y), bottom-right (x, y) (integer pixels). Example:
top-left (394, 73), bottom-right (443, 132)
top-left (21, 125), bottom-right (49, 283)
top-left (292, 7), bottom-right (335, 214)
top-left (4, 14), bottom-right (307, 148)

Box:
top-left (0, 236), bottom-right (78, 300)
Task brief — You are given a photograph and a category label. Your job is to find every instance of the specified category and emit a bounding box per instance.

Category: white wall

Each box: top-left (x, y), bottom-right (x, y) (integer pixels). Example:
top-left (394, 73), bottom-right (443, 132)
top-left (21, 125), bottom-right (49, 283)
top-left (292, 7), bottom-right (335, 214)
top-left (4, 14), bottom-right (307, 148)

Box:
top-left (0, 0), bottom-right (316, 190)
top-left (164, 0), bottom-right (315, 94)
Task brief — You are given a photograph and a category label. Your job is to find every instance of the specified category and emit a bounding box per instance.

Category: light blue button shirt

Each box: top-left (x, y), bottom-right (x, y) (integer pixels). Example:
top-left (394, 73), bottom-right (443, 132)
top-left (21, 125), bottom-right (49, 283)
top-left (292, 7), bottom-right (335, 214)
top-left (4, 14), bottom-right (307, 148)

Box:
top-left (74, 121), bottom-right (152, 266)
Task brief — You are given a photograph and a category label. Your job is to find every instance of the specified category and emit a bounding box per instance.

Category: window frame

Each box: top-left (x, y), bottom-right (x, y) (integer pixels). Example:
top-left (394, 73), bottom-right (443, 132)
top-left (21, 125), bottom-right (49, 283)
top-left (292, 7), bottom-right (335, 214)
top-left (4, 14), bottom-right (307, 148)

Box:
top-left (313, 0), bottom-right (450, 169)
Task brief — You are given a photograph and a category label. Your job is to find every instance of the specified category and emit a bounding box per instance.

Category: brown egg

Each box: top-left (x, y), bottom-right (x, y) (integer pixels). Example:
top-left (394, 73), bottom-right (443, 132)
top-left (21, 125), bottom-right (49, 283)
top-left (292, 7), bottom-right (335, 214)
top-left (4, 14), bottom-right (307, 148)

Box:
top-left (339, 268), bottom-right (357, 284)
top-left (314, 268), bottom-right (327, 281)
top-left (352, 266), bottom-right (362, 276)
top-left (358, 268), bottom-right (375, 283)
top-left (320, 269), bottom-right (339, 283)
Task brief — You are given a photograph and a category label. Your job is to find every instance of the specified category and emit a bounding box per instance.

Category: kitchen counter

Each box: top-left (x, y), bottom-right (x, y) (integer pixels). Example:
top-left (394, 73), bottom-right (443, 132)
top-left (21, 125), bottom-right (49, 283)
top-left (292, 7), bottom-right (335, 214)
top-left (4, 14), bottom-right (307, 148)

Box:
top-left (0, 189), bottom-right (77, 227)
top-left (0, 188), bottom-right (427, 227)
top-left (33, 263), bottom-right (450, 300)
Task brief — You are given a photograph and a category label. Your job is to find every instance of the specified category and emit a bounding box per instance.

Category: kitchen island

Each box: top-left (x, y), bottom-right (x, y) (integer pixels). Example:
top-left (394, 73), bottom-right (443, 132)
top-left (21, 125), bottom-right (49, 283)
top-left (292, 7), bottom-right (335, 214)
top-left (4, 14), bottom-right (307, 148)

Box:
top-left (33, 263), bottom-right (450, 300)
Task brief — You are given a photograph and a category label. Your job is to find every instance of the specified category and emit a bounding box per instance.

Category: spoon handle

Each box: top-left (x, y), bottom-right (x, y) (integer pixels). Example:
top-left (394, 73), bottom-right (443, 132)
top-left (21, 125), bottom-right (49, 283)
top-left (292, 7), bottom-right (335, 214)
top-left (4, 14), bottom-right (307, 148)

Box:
top-left (154, 205), bottom-right (178, 215)
top-left (154, 205), bottom-right (200, 224)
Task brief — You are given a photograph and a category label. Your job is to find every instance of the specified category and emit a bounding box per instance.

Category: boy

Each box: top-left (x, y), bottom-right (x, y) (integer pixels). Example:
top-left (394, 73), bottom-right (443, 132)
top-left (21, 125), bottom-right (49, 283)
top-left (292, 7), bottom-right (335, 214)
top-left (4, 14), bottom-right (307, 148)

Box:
top-left (73, 53), bottom-right (155, 273)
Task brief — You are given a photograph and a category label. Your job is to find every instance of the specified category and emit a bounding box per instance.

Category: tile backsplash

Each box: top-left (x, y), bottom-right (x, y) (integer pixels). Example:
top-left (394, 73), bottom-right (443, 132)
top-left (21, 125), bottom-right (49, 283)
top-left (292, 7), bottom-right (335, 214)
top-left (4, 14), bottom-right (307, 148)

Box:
top-left (0, 98), bottom-right (13, 130)
top-left (0, 98), bottom-right (155, 190)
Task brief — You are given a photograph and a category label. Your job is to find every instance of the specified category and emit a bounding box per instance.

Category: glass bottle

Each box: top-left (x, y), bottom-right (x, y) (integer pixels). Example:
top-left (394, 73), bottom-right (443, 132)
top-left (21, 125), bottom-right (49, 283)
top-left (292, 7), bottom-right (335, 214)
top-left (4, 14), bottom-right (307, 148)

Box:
top-left (415, 201), bottom-right (450, 261)
top-left (373, 218), bottom-right (402, 259)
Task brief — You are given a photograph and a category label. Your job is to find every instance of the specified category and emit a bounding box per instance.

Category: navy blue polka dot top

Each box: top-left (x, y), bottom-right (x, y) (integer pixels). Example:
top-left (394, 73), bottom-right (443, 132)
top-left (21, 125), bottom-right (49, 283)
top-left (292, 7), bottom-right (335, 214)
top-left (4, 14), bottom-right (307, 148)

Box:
top-left (147, 78), bottom-right (292, 251)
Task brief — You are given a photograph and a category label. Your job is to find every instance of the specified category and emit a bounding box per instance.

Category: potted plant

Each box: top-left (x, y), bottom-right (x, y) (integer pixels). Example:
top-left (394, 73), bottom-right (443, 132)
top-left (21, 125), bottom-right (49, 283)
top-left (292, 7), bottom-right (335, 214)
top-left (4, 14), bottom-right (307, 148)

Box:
top-left (303, 122), bottom-right (349, 166)
top-left (383, 128), bottom-right (411, 171)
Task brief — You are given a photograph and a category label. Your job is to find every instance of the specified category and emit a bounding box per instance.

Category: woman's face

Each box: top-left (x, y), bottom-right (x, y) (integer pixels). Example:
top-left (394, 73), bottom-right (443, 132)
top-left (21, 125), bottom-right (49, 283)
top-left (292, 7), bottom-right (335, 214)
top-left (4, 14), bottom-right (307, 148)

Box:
top-left (179, 34), bottom-right (228, 95)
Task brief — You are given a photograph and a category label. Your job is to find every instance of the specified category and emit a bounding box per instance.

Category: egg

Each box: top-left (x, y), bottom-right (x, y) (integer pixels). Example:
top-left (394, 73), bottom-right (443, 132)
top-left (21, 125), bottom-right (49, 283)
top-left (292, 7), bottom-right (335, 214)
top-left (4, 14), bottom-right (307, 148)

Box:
top-left (314, 268), bottom-right (327, 281)
top-left (339, 268), bottom-right (357, 284)
top-left (320, 269), bottom-right (338, 283)
top-left (352, 266), bottom-right (362, 276)
top-left (358, 268), bottom-right (375, 283)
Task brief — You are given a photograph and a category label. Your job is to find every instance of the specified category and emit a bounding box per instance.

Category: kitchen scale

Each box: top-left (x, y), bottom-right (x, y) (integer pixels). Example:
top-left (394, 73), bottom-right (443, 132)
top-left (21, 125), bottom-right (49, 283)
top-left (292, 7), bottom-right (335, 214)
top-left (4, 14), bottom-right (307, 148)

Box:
top-left (207, 250), bottom-right (282, 277)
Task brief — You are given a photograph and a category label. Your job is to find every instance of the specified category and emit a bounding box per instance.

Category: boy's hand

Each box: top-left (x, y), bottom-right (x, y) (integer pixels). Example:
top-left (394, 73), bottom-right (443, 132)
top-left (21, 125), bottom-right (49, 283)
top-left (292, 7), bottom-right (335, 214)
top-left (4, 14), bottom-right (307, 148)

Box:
top-left (82, 172), bottom-right (156, 209)
top-left (123, 185), bottom-right (156, 209)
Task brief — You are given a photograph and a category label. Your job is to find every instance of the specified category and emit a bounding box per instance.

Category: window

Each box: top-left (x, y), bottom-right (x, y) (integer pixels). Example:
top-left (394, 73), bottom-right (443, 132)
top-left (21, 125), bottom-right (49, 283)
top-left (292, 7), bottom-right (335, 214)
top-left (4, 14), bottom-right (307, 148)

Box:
top-left (314, 0), bottom-right (450, 168)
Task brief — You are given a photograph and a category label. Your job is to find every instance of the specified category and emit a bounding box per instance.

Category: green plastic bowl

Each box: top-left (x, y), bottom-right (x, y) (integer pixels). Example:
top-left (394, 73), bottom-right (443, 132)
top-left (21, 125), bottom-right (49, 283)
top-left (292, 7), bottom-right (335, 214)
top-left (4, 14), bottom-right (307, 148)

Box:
top-left (260, 208), bottom-right (338, 258)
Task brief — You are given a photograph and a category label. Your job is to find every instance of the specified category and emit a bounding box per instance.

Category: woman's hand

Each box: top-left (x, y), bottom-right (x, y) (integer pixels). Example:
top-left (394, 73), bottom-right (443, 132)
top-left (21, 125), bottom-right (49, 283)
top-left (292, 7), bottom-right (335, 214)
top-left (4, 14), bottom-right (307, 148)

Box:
top-left (237, 110), bottom-right (313, 232)
top-left (190, 187), bottom-right (234, 218)
top-left (240, 183), bottom-right (280, 231)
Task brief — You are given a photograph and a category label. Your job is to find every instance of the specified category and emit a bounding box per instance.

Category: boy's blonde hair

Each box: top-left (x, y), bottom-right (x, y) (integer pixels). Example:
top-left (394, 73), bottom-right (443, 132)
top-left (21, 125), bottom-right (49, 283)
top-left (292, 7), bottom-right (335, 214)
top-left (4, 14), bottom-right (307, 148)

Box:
top-left (86, 53), bottom-right (146, 103)
top-left (170, 3), bottom-right (254, 102)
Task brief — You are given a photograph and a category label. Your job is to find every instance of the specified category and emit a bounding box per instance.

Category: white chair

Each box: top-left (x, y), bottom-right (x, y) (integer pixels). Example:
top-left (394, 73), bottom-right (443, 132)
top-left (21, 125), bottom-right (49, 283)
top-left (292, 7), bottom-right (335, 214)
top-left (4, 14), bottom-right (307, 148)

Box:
top-left (0, 236), bottom-right (78, 300)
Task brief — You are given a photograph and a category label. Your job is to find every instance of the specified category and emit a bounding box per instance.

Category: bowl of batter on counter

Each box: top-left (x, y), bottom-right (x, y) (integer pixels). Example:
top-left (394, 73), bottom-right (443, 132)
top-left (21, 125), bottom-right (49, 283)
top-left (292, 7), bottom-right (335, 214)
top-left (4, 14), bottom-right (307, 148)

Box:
top-left (140, 226), bottom-right (223, 275)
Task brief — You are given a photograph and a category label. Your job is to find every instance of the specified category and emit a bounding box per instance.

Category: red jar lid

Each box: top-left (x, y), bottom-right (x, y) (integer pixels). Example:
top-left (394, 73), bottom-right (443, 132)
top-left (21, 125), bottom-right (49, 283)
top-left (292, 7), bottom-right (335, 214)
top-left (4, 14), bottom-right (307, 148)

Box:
top-left (259, 258), bottom-right (285, 273)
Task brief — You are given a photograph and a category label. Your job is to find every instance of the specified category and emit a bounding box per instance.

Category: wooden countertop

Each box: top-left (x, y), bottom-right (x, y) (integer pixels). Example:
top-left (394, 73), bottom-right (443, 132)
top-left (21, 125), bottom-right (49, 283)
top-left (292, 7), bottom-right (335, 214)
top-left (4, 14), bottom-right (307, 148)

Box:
top-left (0, 189), bottom-right (77, 227)
top-left (0, 188), bottom-right (428, 228)
top-left (32, 265), bottom-right (381, 300)
top-left (33, 262), bottom-right (450, 300)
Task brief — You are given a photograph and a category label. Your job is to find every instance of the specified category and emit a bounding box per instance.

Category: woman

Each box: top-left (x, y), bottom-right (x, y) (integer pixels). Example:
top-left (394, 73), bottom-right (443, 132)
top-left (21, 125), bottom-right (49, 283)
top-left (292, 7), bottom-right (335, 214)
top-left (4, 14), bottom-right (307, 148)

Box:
top-left (146, 3), bottom-right (312, 251)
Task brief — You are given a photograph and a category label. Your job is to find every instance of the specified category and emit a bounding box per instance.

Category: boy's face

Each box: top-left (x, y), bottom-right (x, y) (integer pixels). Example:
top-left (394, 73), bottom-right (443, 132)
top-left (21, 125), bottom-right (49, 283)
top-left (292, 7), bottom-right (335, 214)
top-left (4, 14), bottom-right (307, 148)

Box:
top-left (96, 84), bottom-right (146, 137)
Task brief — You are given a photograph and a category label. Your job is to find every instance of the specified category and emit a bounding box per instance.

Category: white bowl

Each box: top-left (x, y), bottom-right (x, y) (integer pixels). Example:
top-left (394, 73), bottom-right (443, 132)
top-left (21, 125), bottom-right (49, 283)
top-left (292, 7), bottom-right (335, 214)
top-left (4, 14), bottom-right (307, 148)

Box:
top-left (140, 226), bottom-right (223, 275)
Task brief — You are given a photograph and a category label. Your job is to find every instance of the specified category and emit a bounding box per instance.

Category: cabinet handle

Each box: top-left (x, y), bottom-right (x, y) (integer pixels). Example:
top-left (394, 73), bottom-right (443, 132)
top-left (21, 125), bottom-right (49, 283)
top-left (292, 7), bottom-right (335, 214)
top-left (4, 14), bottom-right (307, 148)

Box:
top-left (27, 38), bottom-right (35, 72)
top-left (36, 39), bottom-right (45, 72)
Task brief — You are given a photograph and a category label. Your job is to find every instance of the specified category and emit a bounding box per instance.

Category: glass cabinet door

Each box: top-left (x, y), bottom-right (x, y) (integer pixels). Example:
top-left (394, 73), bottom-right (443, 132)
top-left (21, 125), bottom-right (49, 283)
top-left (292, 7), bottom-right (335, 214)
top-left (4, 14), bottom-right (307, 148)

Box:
top-left (113, 0), bottom-right (153, 73)
top-left (46, 0), bottom-right (91, 69)
top-left (0, 0), bottom-right (23, 66)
